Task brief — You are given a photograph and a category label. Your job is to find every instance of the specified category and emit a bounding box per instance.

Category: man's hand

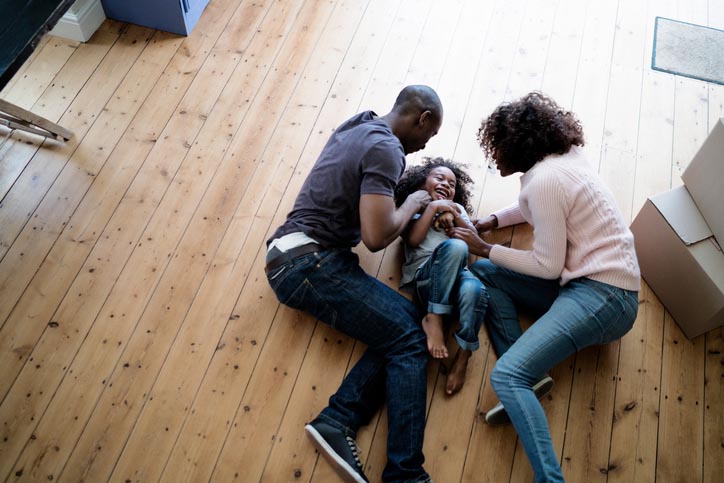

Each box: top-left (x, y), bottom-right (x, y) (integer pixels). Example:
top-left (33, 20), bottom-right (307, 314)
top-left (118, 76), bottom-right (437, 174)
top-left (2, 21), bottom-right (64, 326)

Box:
top-left (360, 191), bottom-right (431, 252)
top-left (407, 189), bottom-right (432, 212)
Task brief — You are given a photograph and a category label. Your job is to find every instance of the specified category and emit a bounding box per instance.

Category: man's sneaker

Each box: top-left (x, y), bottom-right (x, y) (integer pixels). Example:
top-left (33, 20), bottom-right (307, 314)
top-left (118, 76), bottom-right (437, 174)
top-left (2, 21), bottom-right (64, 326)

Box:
top-left (304, 419), bottom-right (369, 483)
top-left (484, 375), bottom-right (555, 426)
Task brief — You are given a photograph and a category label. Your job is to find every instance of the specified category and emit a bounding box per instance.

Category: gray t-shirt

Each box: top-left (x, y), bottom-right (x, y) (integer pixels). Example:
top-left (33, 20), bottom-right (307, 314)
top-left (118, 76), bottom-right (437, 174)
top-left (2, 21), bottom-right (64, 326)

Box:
top-left (269, 111), bottom-right (406, 248)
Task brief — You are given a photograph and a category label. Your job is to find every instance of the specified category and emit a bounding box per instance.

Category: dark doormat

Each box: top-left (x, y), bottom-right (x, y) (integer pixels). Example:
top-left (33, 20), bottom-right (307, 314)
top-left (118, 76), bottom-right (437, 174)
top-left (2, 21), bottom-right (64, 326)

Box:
top-left (652, 17), bottom-right (724, 85)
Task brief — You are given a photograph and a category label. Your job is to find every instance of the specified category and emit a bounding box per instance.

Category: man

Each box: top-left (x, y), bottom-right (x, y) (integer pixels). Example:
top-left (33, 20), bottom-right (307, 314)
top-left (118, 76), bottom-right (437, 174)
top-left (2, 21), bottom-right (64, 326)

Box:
top-left (265, 85), bottom-right (443, 483)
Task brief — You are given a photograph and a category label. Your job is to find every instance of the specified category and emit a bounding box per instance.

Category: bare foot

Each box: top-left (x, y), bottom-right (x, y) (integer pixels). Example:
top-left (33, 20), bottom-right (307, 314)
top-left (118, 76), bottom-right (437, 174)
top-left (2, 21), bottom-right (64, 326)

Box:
top-left (422, 314), bottom-right (448, 359)
top-left (446, 349), bottom-right (471, 395)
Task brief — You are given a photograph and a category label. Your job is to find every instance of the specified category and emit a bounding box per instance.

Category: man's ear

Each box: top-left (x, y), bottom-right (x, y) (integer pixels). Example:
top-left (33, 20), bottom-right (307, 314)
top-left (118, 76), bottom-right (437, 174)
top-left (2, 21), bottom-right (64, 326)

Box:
top-left (418, 110), bottom-right (432, 126)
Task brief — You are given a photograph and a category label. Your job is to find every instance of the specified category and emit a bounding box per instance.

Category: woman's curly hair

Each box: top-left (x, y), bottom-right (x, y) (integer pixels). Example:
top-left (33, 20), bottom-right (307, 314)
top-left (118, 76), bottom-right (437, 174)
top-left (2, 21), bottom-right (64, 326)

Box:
top-left (394, 156), bottom-right (474, 214)
top-left (477, 92), bottom-right (584, 173)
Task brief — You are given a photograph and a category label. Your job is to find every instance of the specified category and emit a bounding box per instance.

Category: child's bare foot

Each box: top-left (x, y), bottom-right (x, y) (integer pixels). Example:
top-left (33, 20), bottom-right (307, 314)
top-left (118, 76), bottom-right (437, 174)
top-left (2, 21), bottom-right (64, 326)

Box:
top-left (446, 349), bottom-right (471, 395)
top-left (422, 314), bottom-right (448, 359)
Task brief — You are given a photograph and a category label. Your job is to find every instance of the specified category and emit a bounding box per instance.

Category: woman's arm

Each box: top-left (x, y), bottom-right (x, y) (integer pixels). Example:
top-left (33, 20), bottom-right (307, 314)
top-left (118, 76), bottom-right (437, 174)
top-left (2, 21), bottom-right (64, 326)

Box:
top-left (491, 202), bottom-right (525, 228)
top-left (488, 178), bottom-right (568, 279)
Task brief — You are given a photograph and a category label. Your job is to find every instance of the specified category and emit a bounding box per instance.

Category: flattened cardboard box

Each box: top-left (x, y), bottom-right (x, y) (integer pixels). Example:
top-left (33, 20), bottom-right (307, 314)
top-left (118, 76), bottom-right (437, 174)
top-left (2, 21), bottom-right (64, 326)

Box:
top-left (631, 185), bottom-right (724, 339)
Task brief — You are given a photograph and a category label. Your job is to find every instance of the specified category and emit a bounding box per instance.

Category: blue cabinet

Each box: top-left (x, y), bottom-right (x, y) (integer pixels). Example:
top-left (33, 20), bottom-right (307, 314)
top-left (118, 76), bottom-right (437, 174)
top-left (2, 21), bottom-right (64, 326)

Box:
top-left (100, 0), bottom-right (210, 36)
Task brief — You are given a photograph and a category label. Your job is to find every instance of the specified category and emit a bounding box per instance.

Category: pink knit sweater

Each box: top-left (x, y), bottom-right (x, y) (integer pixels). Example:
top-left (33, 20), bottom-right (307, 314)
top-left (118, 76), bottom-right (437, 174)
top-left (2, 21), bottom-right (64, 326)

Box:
top-left (490, 147), bottom-right (641, 291)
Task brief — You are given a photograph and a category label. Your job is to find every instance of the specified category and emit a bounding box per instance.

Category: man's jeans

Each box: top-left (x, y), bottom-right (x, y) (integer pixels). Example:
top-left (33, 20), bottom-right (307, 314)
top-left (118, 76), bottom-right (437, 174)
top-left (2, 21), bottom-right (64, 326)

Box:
top-left (266, 247), bottom-right (430, 483)
top-left (469, 260), bottom-right (638, 483)
top-left (414, 239), bottom-right (487, 351)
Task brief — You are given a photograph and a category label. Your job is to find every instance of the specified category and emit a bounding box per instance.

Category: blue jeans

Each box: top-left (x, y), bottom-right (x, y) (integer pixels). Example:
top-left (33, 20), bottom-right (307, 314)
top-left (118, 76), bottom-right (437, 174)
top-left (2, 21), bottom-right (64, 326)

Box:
top-left (414, 239), bottom-right (487, 351)
top-left (468, 260), bottom-right (638, 483)
top-left (266, 247), bottom-right (430, 483)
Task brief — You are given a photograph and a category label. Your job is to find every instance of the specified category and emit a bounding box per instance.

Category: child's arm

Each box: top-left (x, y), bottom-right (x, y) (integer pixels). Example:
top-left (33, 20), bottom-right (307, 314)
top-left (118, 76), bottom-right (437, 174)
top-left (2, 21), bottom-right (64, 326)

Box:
top-left (453, 207), bottom-right (476, 230)
top-left (403, 200), bottom-right (458, 247)
top-left (437, 204), bottom-right (475, 232)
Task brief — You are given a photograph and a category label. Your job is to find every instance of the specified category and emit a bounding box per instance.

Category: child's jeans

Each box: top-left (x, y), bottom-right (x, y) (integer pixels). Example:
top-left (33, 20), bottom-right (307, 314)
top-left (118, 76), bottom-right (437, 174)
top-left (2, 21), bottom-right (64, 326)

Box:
top-left (413, 239), bottom-right (488, 351)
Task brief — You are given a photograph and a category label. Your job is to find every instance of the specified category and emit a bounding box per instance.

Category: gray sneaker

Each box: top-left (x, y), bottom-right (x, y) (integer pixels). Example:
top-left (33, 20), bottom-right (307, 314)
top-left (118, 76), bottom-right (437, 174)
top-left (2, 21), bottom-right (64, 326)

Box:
top-left (305, 419), bottom-right (369, 483)
top-left (484, 375), bottom-right (555, 426)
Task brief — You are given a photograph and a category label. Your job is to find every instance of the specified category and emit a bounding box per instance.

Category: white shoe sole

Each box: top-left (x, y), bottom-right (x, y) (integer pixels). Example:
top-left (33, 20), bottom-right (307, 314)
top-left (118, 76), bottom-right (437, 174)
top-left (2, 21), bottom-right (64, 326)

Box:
top-left (304, 424), bottom-right (366, 483)
top-left (485, 376), bottom-right (555, 426)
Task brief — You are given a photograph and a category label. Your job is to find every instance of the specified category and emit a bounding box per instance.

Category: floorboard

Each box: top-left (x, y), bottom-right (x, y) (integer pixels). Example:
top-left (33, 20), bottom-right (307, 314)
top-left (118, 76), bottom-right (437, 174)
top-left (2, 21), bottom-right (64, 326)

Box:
top-left (1, 1), bottom-right (723, 481)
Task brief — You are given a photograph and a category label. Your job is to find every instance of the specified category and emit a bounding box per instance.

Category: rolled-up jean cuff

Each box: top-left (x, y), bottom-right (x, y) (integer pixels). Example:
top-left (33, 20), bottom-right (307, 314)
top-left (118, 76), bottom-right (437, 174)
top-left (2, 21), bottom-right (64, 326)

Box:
top-left (427, 302), bottom-right (453, 315)
top-left (454, 333), bottom-right (479, 352)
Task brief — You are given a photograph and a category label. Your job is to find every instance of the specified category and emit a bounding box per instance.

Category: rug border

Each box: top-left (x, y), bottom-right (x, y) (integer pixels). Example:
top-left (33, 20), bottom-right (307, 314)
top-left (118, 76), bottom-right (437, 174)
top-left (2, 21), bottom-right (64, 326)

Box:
top-left (651, 16), bottom-right (724, 86)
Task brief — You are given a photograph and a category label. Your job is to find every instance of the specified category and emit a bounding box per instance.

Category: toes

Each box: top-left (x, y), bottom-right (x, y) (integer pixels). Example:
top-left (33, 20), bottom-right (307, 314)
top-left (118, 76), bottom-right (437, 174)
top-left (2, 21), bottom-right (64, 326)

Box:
top-left (446, 378), bottom-right (462, 395)
top-left (427, 341), bottom-right (448, 359)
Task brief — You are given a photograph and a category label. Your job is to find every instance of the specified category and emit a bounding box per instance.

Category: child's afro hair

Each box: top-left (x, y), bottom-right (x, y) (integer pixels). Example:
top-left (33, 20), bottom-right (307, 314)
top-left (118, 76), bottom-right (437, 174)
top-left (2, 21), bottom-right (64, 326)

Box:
top-left (394, 156), bottom-right (474, 214)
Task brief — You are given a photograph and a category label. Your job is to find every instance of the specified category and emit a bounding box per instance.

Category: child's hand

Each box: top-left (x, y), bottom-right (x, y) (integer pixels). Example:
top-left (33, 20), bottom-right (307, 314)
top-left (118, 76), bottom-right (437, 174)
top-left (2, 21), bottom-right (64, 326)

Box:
top-left (434, 211), bottom-right (455, 231)
top-left (428, 199), bottom-right (458, 213)
top-left (429, 201), bottom-right (459, 230)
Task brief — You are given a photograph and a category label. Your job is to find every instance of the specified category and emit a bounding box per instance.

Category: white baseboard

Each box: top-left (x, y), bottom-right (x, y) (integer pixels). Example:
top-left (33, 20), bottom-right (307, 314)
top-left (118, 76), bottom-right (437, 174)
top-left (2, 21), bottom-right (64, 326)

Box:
top-left (50, 0), bottom-right (106, 42)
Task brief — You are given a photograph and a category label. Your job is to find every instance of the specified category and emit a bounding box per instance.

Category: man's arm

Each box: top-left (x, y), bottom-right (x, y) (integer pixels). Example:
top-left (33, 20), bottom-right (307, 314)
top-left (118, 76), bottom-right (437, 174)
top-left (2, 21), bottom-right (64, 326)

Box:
top-left (359, 191), bottom-right (430, 252)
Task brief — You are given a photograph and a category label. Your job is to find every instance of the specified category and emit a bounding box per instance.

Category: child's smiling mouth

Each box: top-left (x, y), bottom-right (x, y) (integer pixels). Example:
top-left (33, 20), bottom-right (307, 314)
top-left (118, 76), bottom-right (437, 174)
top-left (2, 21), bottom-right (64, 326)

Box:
top-left (434, 187), bottom-right (450, 199)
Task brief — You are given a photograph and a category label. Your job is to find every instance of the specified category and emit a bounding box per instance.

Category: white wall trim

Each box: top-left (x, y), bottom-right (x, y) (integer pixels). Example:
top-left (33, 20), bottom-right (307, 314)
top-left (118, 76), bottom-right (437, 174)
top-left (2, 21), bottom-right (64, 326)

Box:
top-left (50, 0), bottom-right (106, 42)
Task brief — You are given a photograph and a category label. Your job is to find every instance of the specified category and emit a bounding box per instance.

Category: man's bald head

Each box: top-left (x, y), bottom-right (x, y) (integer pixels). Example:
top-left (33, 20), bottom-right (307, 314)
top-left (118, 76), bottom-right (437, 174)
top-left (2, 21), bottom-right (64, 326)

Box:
top-left (383, 85), bottom-right (443, 154)
top-left (391, 85), bottom-right (443, 122)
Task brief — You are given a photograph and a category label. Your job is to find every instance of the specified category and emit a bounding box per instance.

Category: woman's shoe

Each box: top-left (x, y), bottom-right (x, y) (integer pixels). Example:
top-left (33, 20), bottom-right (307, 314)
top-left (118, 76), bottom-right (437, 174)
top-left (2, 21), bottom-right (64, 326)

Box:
top-left (484, 375), bottom-right (555, 425)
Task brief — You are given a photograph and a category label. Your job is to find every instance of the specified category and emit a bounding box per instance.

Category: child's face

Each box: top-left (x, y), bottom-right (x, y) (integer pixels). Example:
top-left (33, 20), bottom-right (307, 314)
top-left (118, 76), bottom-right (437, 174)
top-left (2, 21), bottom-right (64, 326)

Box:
top-left (423, 166), bottom-right (456, 201)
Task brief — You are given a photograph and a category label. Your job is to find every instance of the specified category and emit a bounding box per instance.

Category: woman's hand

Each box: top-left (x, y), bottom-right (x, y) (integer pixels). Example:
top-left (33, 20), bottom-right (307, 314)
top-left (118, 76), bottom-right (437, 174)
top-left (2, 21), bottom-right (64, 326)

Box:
top-left (472, 214), bottom-right (498, 235)
top-left (448, 226), bottom-right (492, 258)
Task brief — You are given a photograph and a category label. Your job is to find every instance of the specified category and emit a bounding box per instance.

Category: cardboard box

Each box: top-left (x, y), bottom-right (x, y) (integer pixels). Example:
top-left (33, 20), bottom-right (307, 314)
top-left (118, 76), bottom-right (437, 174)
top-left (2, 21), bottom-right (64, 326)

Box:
top-left (632, 119), bottom-right (724, 339)
top-left (681, 118), bottom-right (724, 247)
top-left (632, 186), bottom-right (724, 338)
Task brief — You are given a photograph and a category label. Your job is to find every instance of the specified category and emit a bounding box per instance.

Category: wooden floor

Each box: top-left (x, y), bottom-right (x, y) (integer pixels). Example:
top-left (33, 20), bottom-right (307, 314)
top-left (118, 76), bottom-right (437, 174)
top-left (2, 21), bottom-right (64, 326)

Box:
top-left (1, 0), bottom-right (723, 481)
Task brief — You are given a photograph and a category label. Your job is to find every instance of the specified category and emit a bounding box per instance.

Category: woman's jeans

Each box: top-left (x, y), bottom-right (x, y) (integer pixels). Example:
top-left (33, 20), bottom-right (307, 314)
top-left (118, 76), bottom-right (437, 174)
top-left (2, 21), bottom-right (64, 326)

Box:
top-left (414, 239), bottom-right (488, 351)
top-left (266, 247), bottom-right (430, 483)
top-left (468, 259), bottom-right (639, 483)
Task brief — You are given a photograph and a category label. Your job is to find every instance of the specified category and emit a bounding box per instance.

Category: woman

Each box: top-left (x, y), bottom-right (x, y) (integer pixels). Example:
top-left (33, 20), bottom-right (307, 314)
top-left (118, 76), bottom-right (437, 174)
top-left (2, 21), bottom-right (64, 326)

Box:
top-left (449, 92), bottom-right (640, 482)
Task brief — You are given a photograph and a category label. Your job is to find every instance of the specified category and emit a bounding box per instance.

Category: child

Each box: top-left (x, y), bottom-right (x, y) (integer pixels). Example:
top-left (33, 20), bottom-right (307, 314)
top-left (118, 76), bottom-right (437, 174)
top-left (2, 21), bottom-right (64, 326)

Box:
top-left (395, 157), bottom-right (488, 395)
